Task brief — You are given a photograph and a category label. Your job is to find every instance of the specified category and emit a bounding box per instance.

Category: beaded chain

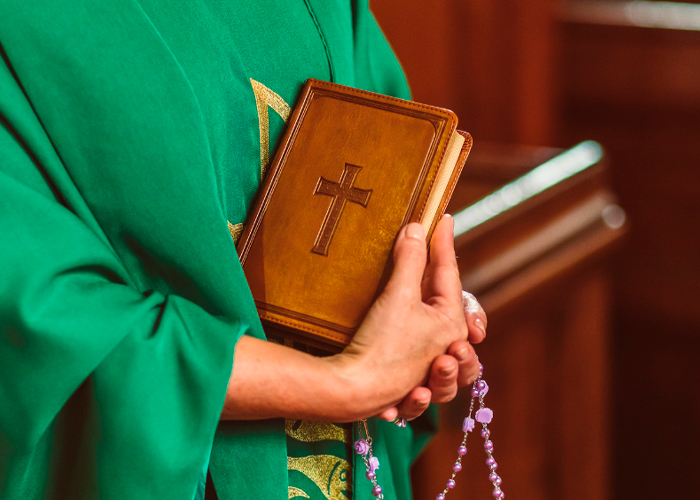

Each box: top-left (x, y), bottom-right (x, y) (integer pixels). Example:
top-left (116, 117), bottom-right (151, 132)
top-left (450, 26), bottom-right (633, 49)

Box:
top-left (354, 363), bottom-right (504, 500)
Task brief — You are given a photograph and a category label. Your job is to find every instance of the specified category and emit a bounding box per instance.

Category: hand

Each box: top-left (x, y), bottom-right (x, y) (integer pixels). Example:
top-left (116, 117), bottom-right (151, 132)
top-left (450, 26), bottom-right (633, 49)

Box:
top-left (332, 215), bottom-right (470, 420)
top-left (375, 217), bottom-right (488, 421)
top-left (222, 215), bottom-right (473, 422)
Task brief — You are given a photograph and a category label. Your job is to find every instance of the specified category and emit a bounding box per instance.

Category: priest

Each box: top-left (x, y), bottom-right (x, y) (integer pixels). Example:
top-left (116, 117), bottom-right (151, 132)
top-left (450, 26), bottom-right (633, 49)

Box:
top-left (0, 1), bottom-right (486, 499)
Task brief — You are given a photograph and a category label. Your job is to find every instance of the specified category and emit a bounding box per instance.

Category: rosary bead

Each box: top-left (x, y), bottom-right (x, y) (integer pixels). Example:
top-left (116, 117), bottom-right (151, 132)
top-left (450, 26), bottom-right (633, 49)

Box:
top-left (486, 457), bottom-right (498, 470)
top-left (453, 462), bottom-right (463, 472)
top-left (475, 380), bottom-right (489, 397)
top-left (437, 494), bottom-right (445, 500)
top-left (458, 445), bottom-right (467, 456)
top-left (366, 472), bottom-right (376, 480)
top-left (489, 473), bottom-right (501, 484)
top-left (463, 417), bottom-right (475, 433)
top-left (475, 408), bottom-right (494, 424)
top-left (447, 479), bottom-right (456, 489)
top-left (492, 487), bottom-right (504, 499)
top-left (484, 440), bottom-right (494, 452)
top-left (354, 439), bottom-right (370, 455)
top-left (372, 485), bottom-right (382, 497)
top-left (471, 386), bottom-right (480, 398)
top-left (481, 429), bottom-right (490, 439)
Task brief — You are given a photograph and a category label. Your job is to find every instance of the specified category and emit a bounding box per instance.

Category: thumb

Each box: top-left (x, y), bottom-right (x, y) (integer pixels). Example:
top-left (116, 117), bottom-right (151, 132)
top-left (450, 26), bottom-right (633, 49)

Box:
top-left (382, 223), bottom-right (427, 303)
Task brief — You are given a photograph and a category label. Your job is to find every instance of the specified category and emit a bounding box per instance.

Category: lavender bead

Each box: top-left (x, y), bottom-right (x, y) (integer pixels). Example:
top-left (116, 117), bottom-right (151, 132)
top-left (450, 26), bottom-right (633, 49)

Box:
top-left (486, 457), bottom-right (498, 470)
top-left (475, 407), bottom-right (494, 424)
top-left (458, 446), bottom-right (467, 456)
top-left (471, 386), bottom-right (480, 398)
top-left (372, 485), bottom-right (383, 497)
top-left (437, 494), bottom-right (445, 500)
top-left (481, 429), bottom-right (490, 439)
top-left (494, 476), bottom-right (502, 486)
top-left (354, 439), bottom-right (370, 455)
top-left (453, 462), bottom-right (462, 472)
top-left (447, 479), bottom-right (456, 489)
top-left (463, 417), bottom-right (475, 433)
top-left (489, 472), bottom-right (498, 482)
top-left (493, 487), bottom-right (504, 499)
top-left (366, 472), bottom-right (376, 480)
top-left (484, 440), bottom-right (494, 452)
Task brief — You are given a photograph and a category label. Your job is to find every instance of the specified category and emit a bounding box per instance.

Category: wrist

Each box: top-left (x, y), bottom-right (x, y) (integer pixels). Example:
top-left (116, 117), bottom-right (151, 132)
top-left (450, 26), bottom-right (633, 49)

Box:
top-left (322, 350), bottom-right (395, 422)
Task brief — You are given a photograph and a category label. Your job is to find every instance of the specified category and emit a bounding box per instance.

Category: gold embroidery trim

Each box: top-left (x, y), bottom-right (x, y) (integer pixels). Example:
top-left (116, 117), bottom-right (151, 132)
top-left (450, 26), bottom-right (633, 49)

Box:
top-left (285, 419), bottom-right (347, 443)
top-left (288, 455), bottom-right (350, 500)
top-left (227, 221), bottom-right (244, 245)
top-left (289, 486), bottom-right (311, 499)
top-left (250, 78), bottom-right (291, 178)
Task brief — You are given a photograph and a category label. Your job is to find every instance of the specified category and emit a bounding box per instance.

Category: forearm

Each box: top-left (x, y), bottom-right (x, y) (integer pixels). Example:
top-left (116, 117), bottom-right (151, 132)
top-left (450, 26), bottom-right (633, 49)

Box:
top-left (221, 336), bottom-right (385, 422)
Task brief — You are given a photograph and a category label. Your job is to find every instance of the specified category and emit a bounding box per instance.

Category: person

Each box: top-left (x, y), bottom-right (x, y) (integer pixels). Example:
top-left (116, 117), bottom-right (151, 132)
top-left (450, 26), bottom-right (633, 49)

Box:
top-left (0, 1), bottom-right (486, 499)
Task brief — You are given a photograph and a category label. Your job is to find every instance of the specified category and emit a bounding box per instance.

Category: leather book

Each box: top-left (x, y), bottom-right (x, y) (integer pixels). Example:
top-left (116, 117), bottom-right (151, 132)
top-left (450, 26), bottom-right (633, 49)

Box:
top-left (238, 79), bottom-right (473, 352)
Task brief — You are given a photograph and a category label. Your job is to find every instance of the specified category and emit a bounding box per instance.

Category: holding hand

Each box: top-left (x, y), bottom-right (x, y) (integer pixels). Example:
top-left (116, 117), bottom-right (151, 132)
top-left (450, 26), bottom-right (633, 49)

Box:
top-left (365, 216), bottom-right (487, 422)
top-left (222, 216), bottom-right (486, 422)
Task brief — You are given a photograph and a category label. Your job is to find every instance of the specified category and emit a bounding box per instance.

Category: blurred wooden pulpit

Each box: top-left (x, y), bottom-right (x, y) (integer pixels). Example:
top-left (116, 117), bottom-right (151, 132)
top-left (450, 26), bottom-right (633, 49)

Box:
top-left (411, 141), bottom-right (625, 500)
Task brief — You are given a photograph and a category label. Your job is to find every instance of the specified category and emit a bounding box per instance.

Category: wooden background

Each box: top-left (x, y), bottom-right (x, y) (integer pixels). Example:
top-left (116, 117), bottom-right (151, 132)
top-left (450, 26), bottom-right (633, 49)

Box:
top-left (371, 1), bottom-right (700, 499)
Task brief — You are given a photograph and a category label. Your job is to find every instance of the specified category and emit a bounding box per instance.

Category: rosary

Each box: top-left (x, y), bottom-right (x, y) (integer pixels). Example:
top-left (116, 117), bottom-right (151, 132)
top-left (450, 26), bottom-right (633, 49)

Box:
top-left (354, 363), bottom-right (504, 500)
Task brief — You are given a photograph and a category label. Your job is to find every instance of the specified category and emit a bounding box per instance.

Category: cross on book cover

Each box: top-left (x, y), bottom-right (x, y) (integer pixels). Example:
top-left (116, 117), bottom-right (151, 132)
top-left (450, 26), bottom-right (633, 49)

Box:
top-left (237, 79), bottom-right (473, 350)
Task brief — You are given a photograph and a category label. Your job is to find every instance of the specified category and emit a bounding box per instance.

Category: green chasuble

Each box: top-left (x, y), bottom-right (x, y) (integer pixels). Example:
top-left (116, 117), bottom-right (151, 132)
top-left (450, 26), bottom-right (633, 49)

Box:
top-left (0, 1), bottom-right (436, 499)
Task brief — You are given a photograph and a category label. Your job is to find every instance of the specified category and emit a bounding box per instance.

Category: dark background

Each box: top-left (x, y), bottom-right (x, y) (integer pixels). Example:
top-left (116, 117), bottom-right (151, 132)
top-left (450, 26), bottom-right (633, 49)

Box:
top-left (371, 1), bottom-right (700, 499)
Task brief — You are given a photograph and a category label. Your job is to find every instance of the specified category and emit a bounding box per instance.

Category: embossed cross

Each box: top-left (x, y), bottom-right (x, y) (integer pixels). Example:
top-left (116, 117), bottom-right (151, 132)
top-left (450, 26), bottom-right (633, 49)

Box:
top-left (312, 164), bottom-right (372, 256)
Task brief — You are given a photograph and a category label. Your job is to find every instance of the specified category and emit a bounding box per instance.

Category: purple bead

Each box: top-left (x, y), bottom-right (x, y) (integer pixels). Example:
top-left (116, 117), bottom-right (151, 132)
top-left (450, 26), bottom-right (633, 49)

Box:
top-left (486, 457), bottom-right (498, 470)
top-left (494, 476), bottom-right (502, 486)
top-left (471, 387), bottom-right (480, 398)
top-left (484, 440), bottom-right (494, 452)
top-left (463, 417), bottom-right (475, 433)
top-left (437, 494), bottom-right (445, 500)
top-left (447, 479), bottom-right (456, 489)
top-left (354, 439), bottom-right (370, 455)
top-left (481, 429), bottom-right (490, 438)
top-left (453, 462), bottom-right (462, 472)
top-left (475, 407), bottom-right (493, 424)
top-left (458, 446), bottom-right (467, 456)
top-left (372, 485), bottom-right (382, 497)
top-left (493, 487), bottom-right (504, 499)
top-left (366, 471), bottom-right (376, 480)
top-left (489, 472), bottom-right (499, 483)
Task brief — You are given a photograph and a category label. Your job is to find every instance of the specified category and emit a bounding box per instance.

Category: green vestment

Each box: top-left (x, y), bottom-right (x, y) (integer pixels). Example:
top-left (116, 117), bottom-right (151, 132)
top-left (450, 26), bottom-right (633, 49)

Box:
top-left (0, 1), bottom-right (436, 499)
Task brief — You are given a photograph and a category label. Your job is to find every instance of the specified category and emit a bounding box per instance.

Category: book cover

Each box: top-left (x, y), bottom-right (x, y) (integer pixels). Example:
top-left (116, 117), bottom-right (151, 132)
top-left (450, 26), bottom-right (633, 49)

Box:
top-left (238, 79), bottom-right (472, 350)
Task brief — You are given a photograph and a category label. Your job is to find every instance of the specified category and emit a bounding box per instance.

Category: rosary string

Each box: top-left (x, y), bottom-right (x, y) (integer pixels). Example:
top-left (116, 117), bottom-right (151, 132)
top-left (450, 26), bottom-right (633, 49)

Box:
top-left (354, 363), bottom-right (504, 500)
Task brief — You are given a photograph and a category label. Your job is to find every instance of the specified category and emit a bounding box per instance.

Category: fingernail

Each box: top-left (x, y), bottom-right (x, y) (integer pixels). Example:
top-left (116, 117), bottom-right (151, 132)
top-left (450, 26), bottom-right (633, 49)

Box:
top-left (474, 317), bottom-right (487, 337)
top-left (405, 223), bottom-right (425, 241)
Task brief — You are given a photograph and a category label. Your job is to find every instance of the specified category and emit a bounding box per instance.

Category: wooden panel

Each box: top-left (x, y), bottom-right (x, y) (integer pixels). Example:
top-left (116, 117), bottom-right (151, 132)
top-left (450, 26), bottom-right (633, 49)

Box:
top-left (371, 0), bottom-right (558, 145)
top-left (410, 143), bottom-right (622, 500)
top-left (559, 6), bottom-right (700, 499)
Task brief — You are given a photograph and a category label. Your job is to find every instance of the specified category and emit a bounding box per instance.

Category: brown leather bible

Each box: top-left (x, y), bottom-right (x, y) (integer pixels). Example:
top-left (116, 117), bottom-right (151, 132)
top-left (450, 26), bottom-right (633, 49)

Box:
top-left (238, 79), bottom-right (472, 351)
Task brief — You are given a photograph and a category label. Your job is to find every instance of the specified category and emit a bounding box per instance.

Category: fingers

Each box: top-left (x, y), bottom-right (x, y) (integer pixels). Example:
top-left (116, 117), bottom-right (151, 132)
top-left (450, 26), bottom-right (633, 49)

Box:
top-left (427, 355), bottom-right (459, 403)
top-left (376, 406), bottom-right (400, 422)
top-left (383, 223), bottom-right (427, 303)
top-left (425, 215), bottom-right (462, 302)
top-left (448, 340), bottom-right (481, 386)
top-left (376, 387), bottom-right (433, 422)
top-left (462, 291), bottom-right (487, 344)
